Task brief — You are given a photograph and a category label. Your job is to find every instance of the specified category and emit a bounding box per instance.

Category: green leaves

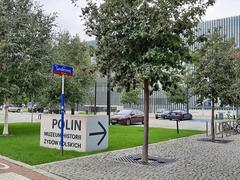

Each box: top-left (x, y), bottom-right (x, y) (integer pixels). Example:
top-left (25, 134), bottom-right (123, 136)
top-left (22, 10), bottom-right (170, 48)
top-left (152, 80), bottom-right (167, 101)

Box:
top-left (0, 0), bottom-right (55, 100)
top-left (192, 29), bottom-right (236, 104)
top-left (121, 88), bottom-right (141, 105)
top-left (82, 0), bottom-right (214, 91)
top-left (48, 32), bottom-right (95, 108)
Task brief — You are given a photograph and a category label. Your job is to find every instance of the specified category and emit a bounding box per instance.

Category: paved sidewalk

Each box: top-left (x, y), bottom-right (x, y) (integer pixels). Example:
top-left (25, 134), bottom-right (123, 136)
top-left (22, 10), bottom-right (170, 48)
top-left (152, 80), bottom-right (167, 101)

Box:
top-left (0, 156), bottom-right (65, 180)
top-left (38, 134), bottom-right (240, 180)
top-left (149, 119), bottom-right (207, 130)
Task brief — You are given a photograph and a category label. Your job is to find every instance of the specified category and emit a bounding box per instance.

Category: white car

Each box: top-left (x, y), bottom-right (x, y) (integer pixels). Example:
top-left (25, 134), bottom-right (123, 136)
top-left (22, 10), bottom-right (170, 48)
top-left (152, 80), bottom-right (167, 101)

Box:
top-left (8, 104), bottom-right (22, 112)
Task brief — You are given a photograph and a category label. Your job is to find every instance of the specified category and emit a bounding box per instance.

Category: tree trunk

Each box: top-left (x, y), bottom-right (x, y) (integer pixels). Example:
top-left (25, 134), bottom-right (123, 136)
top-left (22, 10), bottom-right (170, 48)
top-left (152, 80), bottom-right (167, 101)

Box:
top-left (107, 70), bottom-right (111, 124)
top-left (186, 87), bottom-right (189, 114)
top-left (31, 98), bottom-right (34, 123)
top-left (211, 98), bottom-right (215, 142)
top-left (186, 101), bottom-right (189, 114)
top-left (71, 107), bottom-right (75, 115)
top-left (142, 79), bottom-right (149, 163)
top-left (3, 97), bottom-right (9, 136)
top-left (237, 106), bottom-right (239, 119)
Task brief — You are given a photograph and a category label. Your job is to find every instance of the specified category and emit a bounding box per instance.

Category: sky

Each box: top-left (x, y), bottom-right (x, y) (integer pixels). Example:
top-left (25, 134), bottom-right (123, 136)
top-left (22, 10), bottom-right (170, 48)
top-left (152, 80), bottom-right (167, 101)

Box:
top-left (38, 0), bottom-right (240, 41)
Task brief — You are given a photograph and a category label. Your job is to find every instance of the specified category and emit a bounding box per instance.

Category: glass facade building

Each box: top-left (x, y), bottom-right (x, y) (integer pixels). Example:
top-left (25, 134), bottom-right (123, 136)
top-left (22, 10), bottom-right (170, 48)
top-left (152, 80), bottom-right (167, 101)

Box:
top-left (93, 15), bottom-right (240, 113)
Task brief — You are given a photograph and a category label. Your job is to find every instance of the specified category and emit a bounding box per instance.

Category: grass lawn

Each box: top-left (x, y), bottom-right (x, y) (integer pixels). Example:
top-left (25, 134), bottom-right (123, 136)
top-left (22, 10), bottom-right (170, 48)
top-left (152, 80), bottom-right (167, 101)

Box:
top-left (0, 123), bottom-right (203, 165)
top-left (78, 111), bottom-right (94, 115)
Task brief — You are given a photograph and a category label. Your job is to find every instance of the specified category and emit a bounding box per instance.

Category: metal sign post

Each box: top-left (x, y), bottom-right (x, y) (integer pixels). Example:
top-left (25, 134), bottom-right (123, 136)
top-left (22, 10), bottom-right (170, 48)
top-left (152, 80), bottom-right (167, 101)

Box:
top-left (60, 74), bottom-right (65, 155)
top-left (52, 64), bottom-right (73, 156)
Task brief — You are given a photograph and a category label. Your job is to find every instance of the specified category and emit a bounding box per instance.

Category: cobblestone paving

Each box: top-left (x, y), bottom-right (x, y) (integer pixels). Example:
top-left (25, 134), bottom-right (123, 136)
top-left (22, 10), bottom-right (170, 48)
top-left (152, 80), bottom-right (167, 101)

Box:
top-left (38, 134), bottom-right (240, 180)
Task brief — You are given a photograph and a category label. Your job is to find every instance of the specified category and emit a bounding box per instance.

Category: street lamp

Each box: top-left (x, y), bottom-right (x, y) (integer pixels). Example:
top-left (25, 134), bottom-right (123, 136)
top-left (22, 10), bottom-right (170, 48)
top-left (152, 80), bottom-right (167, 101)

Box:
top-left (107, 69), bottom-right (111, 124)
top-left (91, 56), bottom-right (97, 115)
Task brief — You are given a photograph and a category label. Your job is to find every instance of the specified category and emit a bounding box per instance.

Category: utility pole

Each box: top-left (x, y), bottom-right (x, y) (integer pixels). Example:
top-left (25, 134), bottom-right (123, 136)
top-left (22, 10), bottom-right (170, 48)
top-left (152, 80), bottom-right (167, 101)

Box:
top-left (94, 81), bottom-right (97, 115)
top-left (107, 69), bottom-right (111, 124)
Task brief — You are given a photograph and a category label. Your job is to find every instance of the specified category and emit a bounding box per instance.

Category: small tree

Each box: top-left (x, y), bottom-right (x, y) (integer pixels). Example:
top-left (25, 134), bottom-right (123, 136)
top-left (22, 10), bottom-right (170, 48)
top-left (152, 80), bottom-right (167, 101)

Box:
top-left (223, 48), bottom-right (240, 117)
top-left (49, 32), bottom-right (95, 114)
top-left (0, 0), bottom-right (55, 135)
top-left (82, 0), bottom-right (214, 162)
top-left (121, 88), bottom-right (141, 107)
top-left (192, 30), bottom-right (236, 142)
top-left (166, 71), bottom-right (192, 113)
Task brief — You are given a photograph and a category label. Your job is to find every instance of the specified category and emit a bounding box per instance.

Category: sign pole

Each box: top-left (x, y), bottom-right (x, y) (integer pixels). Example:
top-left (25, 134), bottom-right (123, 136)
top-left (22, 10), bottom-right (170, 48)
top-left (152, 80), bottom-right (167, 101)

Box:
top-left (60, 74), bottom-right (65, 156)
top-left (52, 64), bottom-right (73, 155)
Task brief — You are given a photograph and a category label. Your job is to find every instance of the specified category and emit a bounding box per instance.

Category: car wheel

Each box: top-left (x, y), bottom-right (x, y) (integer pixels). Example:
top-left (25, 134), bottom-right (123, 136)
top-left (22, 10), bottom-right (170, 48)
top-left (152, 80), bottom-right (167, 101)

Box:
top-left (17, 109), bottom-right (20, 113)
top-left (126, 119), bottom-right (131, 126)
top-left (155, 116), bottom-right (158, 119)
top-left (111, 122), bottom-right (116, 125)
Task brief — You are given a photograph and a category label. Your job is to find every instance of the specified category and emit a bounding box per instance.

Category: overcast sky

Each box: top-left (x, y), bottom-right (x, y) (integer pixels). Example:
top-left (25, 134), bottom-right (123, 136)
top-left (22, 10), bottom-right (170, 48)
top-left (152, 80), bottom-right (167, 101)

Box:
top-left (38, 0), bottom-right (240, 41)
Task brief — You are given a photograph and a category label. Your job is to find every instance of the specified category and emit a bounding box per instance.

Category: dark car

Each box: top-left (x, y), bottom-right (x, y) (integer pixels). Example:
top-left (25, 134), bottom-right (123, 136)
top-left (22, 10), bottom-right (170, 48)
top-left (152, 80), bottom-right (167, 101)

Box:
top-left (160, 111), bottom-right (172, 119)
top-left (155, 109), bottom-right (170, 119)
top-left (111, 109), bottom-right (144, 125)
top-left (168, 110), bottom-right (192, 120)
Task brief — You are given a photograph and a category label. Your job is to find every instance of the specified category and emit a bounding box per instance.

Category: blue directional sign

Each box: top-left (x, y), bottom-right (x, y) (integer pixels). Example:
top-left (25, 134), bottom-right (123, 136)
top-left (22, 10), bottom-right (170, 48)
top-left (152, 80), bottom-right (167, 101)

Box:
top-left (52, 64), bottom-right (74, 76)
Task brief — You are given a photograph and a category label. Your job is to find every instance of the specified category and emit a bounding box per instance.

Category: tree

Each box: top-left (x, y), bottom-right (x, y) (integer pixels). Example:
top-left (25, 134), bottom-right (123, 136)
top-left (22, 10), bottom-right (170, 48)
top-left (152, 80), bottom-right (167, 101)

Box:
top-left (166, 70), bottom-right (192, 113)
top-left (82, 0), bottom-right (214, 162)
top-left (0, 0), bottom-right (55, 135)
top-left (223, 48), bottom-right (240, 118)
top-left (121, 88), bottom-right (141, 106)
top-left (48, 32), bottom-right (95, 114)
top-left (192, 30), bottom-right (236, 142)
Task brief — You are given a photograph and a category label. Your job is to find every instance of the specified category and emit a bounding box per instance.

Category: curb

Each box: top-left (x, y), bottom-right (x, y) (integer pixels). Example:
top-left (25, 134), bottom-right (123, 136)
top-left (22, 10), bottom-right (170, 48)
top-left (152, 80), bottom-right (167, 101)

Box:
top-left (0, 155), bottom-right (67, 180)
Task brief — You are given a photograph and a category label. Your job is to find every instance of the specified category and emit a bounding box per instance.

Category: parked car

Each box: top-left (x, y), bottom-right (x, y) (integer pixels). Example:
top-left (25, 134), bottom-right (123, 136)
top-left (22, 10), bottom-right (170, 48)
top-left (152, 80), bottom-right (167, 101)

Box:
top-left (155, 109), bottom-right (167, 119)
top-left (49, 107), bottom-right (61, 114)
top-left (28, 103), bottom-right (44, 113)
top-left (168, 110), bottom-right (192, 120)
top-left (8, 104), bottom-right (22, 112)
top-left (111, 109), bottom-right (144, 125)
top-left (155, 109), bottom-right (171, 119)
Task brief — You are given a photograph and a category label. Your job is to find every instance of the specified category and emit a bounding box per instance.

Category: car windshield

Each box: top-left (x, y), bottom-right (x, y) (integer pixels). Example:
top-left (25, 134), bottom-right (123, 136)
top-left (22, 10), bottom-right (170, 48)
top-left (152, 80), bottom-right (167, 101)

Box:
top-left (117, 110), bottom-right (132, 115)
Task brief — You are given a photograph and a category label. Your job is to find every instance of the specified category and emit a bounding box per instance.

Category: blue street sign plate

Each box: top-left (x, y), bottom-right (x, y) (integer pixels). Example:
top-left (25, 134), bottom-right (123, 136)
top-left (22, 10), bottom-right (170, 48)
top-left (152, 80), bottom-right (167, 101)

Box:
top-left (52, 64), bottom-right (74, 76)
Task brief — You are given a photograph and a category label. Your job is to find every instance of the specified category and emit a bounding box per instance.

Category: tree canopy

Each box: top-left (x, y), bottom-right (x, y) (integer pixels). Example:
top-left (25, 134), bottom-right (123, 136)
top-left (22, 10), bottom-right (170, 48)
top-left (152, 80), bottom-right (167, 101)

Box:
top-left (48, 32), bottom-right (95, 112)
top-left (82, 0), bottom-right (215, 90)
top-left (121, 88), bottom-right (141, 106)
top-left (0, 0), bottom-right (55, 100)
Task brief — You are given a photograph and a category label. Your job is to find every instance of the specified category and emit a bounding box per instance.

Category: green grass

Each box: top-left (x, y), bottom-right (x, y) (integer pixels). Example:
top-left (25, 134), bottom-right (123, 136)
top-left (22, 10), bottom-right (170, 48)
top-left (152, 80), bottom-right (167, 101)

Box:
top-left (0, 123), bottom-right (203, 165)
top-left (78, 111), bottom-right (94, 115)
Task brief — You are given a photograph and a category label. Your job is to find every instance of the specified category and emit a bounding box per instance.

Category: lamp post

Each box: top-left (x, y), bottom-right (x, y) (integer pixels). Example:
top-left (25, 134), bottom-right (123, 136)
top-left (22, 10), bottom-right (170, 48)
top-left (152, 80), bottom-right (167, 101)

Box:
top-left (91, 57), bottom-right (97, 115)
top-left (107, 69), bottom-right (111, 124)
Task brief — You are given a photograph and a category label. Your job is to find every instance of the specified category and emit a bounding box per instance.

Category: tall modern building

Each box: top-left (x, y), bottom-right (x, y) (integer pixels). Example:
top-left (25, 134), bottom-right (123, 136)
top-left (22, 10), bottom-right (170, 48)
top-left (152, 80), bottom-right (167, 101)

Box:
top-left (196, 16), bottom-right (240, 47)
top-left (92, 15), bottom-right (240, 113)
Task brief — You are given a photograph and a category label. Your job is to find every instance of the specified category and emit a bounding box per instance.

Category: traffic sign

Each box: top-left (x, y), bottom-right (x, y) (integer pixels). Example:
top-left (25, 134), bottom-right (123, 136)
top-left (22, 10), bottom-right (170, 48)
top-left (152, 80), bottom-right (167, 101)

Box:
top-left (52, 64), bottom-right (74, 76)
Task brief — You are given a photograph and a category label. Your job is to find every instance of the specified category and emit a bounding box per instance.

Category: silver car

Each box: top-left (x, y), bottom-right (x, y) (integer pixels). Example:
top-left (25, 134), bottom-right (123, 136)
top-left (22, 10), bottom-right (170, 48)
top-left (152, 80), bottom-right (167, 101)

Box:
top-left (8, 104), bottom-right (22, 112)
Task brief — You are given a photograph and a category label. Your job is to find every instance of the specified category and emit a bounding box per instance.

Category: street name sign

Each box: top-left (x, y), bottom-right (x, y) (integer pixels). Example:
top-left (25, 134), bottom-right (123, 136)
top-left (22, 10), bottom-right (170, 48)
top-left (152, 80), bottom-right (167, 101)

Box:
top-left (52, 64), bottom-right (74, 76)
top-left (40, 115), bottom-right (108, 152)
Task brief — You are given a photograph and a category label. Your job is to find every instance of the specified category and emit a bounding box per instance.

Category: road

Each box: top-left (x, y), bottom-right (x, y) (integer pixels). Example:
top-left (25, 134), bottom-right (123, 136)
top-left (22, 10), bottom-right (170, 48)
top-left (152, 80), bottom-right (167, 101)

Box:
top-left (0, 110), bottom-right (209, 131)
